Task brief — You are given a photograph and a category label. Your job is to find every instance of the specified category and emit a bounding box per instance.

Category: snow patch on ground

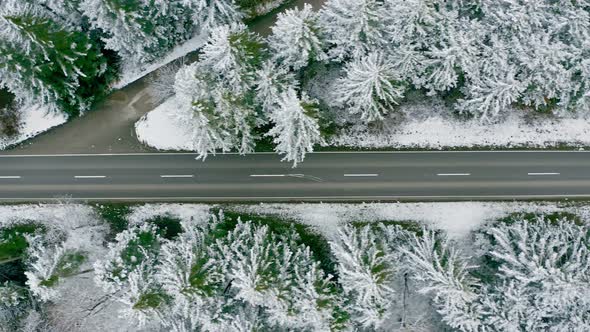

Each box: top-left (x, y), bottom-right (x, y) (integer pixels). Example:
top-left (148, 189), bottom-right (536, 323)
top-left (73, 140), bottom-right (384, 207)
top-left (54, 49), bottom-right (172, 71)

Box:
top-left (330, 99), bottom-right (590, 149)
top-left (0, 104), bottom-right (67, 150)
top-left (113, 33), bottom-right (207, 90)
top-left (127, 203), bottom-right (212, 226)
top-left (134, 97), bottom-right (194, 151)
top-left (237, 202), bottom-right (567, 239)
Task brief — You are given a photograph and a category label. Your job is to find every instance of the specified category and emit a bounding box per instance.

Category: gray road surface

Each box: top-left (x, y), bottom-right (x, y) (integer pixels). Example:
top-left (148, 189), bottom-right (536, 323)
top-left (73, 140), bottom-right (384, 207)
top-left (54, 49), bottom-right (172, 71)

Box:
top-left (0, 151), bottom-right (588, 202)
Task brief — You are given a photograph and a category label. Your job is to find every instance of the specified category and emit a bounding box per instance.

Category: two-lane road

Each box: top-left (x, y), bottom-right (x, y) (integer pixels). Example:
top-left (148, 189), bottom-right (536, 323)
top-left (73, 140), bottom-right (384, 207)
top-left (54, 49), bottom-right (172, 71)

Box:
top-left (0, 151), bottom-right (588, 201)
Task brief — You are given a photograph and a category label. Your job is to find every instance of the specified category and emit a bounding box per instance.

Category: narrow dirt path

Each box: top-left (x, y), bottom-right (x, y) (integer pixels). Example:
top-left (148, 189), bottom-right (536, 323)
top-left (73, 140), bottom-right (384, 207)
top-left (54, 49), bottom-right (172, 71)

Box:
top-left (6, 0), bottom-right (326, 155)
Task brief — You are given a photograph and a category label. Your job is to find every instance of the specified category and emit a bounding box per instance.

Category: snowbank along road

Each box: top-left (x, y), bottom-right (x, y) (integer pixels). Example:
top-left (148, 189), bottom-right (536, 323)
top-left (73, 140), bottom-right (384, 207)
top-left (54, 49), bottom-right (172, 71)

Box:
top-left (0, 151), bottom-right (588, 201)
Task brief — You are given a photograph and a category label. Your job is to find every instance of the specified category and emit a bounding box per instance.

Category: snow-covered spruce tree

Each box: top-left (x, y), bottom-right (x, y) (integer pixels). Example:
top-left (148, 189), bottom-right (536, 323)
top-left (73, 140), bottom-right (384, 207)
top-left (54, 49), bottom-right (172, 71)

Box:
top-left (197, 23), bottom-right (265, 93)
top-left (267, 88), bottom-right (324, 167)
top-left (94, 223), bottom-right (163, 293)
top-left (79, 0), bottom-right (191, 65)
top-left (460, 0), bottom-right (590, 118)
top-left (0, 2), bottom-right (108, 115)
top-left (173, 61), bottom-right (256, 160)
top-left (385, 0), bottom-right (478, 95)
top-left (331, 225), bottom-right (397, 330)
top-left (211, 219), bottom-right (337, 330)
top-left (268, 3), bottom-right (326, 70)
top-left (473, 215), bottom-right (590, 331)
top-left (254, 60), bottom-right (297, 114)
top-left (319, 0), bottom-right (392, 60)
top-left (333, 52), bottom-right (405, 122)
top-left (180, 0), bottom-right (243, 33)
top-left (402, 230), bottom-right (482, 331)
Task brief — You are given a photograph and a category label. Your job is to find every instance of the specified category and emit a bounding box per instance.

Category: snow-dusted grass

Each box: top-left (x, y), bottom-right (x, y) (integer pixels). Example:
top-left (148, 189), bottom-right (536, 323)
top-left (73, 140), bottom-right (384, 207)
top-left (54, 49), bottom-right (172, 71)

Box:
top-left (112, 33), bottom-right (207, 90)
top-left (0, 104), bottom-right (67, 150)
top-left (329, 99), bottom-right (590, 150)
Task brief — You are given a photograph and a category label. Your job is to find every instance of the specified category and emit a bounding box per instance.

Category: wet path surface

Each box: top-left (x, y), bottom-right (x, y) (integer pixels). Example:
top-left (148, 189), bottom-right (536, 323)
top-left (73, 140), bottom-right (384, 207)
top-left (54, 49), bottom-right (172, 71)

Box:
top-left (6, 0), bottom-right (326, 155)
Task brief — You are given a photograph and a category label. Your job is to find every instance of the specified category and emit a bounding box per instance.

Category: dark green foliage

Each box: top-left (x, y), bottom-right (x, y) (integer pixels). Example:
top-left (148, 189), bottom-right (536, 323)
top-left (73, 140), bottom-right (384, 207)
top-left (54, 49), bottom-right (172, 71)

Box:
top-left (237, 0), bottom-right (291, 17)
top-left (496, 211), bottom-right (583, 226)
top-left (351, 220), bottom-right (424, 236)
top-left (0, 223), bottom-right (42, 262)
top-left (145, 214), bottom-right (183, 240)
top-left (0, 260), bottom-right (28, 284)
top-left (119, 228), bottom-right (160, 269)
top-left (0, 14), bottom-right (111, 116)
top-left (55, 250), bottom-right (86, 277)
top-left (95, 203), bottom-right (131, 240)
top-left (219, 210), bottom-right (338, 278)
top-left (133, 291), bottom-right (170, 309)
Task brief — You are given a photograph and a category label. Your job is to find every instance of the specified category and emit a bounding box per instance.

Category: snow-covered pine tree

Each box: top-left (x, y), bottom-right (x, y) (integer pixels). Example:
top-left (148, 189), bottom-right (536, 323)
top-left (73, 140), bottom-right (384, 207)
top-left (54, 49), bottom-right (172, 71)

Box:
top-left (319, 0), bottom-right (392, 60)
top-left (79, 0), bottom-right (191, 65)
top-left (212, 219), bottom-right (336, 330)
top-left (94, 223), bottom-right (163, 293)
top-left (267, 88), bottom-right (324, 167)
top-left (474, 216), bottom-right (590, 331)
top-left (402, 230), bottom-right (482, 332)
top-left (268, 3), bottom-right (326, 70)
top-left (103, 212), bottom-right (338, 330)
top-left (331, 225), bottom-right (397, 329)
top-left (460, 0), bottom-right (590, 117)
top-left (0, 2), bottom-right (108, 115)
top-left (384, 0), bottom-right (478, 94)
top-left (333, 52), bottom-right (405, 122)
top-left (254, 60), bottom-right (296, 114)
top-left (180, 0), bottom-right (243, 33)
top-left (197, 23), bottom-right (265, 93)
top-left (173, 62), bottom-right (255, 160)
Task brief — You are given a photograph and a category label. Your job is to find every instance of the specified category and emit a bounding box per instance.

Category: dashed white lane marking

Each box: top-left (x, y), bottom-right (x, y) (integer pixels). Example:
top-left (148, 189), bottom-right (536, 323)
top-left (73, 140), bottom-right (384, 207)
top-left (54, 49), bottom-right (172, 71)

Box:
top-left (437, 173), bottom-right (471, 176)
top-left (343, 174), bottom-right (379, 177)
top-left (160, 175), bottom-right (194, 178)
top-left (250, 174), bottom-right (286, 177)
top-left (0, 176), bottom-right (21, 179)
top-left (75, 175), bottom-right (106, 179)
top-left (528, 172), bottom-right (560, 176)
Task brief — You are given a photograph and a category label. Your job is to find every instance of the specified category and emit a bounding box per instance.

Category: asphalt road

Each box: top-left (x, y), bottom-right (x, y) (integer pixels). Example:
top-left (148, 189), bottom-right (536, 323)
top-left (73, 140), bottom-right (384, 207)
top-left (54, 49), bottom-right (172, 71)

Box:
top-left (0, 151), bottom-right (589, 202)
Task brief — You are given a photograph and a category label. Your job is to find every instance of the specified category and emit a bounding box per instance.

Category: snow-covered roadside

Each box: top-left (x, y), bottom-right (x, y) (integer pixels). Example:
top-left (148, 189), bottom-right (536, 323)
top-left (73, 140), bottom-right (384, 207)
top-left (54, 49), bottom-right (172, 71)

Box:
top-left (330, 100), bottom-right (590, 149)
top-left (234, 201), bottom-right (578, 239)
top-left (112, 33), bottom-right (207, 90)
top-left (0, 104), bottom-right (67, 150)
top-left (135, 97), bottom-right (194, 151)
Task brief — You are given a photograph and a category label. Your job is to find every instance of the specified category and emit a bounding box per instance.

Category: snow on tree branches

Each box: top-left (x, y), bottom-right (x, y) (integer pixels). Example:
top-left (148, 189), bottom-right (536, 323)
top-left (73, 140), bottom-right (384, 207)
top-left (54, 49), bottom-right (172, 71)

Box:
top-left (267, 89), bottom-right (324, 167)
top-left (333, 52), bottom-right (405, 122)
top-left (269, 4), bottom-right (326, 70)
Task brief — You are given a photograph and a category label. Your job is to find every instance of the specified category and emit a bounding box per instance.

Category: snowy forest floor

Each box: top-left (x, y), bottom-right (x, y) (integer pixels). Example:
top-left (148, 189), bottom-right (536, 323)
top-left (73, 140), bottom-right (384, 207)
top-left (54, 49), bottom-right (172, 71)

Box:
top-left (1, 201), bottom-right (589, 331)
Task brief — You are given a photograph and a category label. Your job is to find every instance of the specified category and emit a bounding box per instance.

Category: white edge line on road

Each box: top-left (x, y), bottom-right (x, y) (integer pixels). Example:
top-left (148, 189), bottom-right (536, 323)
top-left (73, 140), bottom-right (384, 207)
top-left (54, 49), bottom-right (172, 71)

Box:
top-left (2, 194), bottom-right (590, 201)
top-left (160, 175), bottom-right (194, 178)
top-left (528, 172), bottom-right (560, 176)
top-left (437, 173), bottom-right (471, 176)
top-left (1, 150), bottom-right (590, 157)
top-left (74, 175), bottom-right (106, 179)
top-left (0, 176), bottom-right (21, 179)
top-left (343, 174), bottom-right (379, 177)
top-left (250, 174), bottom-right (286, 177)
